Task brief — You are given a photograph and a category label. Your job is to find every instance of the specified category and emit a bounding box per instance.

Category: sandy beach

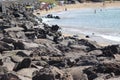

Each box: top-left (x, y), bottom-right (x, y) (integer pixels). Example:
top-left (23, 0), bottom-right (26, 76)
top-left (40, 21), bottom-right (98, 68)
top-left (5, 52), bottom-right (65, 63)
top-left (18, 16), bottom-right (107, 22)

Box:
top-left (34, 2), bottom-right (120, 46)
top-left (63, 32), bottom-right (120, 47)
top-left (34, 1), bottom-right (120, 16)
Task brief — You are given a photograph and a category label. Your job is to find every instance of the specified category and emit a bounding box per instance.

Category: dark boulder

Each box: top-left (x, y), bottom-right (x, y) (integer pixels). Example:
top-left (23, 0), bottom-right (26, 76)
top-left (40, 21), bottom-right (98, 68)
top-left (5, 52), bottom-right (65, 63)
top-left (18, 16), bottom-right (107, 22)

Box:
top-left (0, 41), bottom-right (14, 52)
top-left (1, 37), bottom-right (15, 44)
top-left (35, 29), bottom-right (46, 39)
top-left (46, 14), bottom-right (53, 18)
top-left (13, 12), bottom-right (21, 18)
top-left (51, 25), bottom-right (60, 32)
top-left (25, 31), bottom-right (36, 39)
top-left (101, 45), bottom-right (120, 58)
top-left (54, 16), bottom-right (60, 19)
top-left (0, 73), bottom-right (21, 80)
top-left (13, 41), bottom-right (39, 50)
top-left (32, 66), bottom-right (73, 80)
top-left (16, 51), bottom-right (29, 57)
top-left (56, 44), bottom-right (71, 52)
top-left (48, 57), bottom-right (66, 68)
top-left (75, 55), bottom-right (98, 66)
top-left (46, 14), bottom-right (60, 19)
top-left (13, 41), bottom-right (24, 50)
top-left (78, 39), bottom-right (98, 51)
top-left (84, 62), bottom-right (120, 80)
top-left (85, 35), bottom-right (90, 38)
top-left (83, 67), bottom-right (98, 80)
top-left (13, 58), bottom-right (31, 72)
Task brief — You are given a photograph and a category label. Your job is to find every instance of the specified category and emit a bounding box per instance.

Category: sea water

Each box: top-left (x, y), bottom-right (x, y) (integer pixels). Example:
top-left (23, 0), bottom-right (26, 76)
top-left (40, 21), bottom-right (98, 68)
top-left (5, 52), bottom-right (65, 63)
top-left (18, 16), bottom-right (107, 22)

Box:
top-left (42, 7), bottom-right (120, 42)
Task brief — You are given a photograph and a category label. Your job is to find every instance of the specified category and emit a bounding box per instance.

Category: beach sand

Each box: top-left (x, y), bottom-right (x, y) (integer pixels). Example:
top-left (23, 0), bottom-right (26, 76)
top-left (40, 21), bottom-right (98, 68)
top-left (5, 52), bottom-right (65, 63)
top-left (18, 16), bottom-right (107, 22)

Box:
top-left (33, 2), bottom-right (120, 46)
top-left (63, 32), bottom-right (119, 47)
top-left (34, 2), bottom-right (120, 16)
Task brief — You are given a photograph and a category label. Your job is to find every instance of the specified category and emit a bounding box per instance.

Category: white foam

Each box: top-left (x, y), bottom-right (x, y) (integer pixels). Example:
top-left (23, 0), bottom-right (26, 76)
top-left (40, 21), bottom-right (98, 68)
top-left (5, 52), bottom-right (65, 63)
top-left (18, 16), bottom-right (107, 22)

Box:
top-left (63, 27), bottom-right (120, 42)
top-left (98, 34), bottom-right (120, 42)
top-left (42, 18), bottom-right (55, 23)
top-left (62, 27), bottom-right (93, 35)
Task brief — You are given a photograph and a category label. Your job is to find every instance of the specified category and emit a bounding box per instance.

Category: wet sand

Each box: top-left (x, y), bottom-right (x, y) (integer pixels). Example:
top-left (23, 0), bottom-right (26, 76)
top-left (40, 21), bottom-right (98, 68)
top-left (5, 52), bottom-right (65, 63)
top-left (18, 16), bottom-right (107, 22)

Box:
top-left (63, 33), bottom-right (118, 47)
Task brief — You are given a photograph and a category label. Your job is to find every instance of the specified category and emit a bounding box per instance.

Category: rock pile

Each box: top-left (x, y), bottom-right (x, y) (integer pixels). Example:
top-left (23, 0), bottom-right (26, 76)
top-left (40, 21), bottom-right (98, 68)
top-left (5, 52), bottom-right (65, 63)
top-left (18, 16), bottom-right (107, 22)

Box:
top-left (45, 14), bottom-right (60, 19)
top-left (0, 1), bottom-right (120, 80)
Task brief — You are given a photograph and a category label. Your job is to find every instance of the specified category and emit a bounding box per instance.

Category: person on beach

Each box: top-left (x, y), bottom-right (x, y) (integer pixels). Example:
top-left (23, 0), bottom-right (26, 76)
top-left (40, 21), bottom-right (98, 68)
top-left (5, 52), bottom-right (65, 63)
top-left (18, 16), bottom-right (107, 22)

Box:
top-left (103, 1), bottom-right (105, 6)
top-left (65, 8), bottom-right (67, 11)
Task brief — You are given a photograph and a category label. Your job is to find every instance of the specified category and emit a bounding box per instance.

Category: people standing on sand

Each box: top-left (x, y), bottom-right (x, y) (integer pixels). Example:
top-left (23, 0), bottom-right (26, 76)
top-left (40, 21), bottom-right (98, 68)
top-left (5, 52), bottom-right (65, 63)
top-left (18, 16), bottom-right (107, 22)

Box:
top-left (45, 7), bottom-right (48, 11)
top-left (103, 1), bottom-right (106, 7)
top-left (65, 8), bottom-right (67, 11)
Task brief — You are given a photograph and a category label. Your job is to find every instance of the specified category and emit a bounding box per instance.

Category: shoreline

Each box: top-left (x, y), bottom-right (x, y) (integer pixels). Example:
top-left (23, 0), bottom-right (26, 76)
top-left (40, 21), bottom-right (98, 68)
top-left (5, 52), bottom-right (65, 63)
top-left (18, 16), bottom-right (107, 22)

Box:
top-left (34, 2), bottom-right (120, 16)
top-left (62, 30), bottom-right (120, 47)
top-left (1, 1), bottom-right (120, 80)
top-left (34, 2), bottom-right (120, 46)
top-left (61, 25), bottom-right (120, 46)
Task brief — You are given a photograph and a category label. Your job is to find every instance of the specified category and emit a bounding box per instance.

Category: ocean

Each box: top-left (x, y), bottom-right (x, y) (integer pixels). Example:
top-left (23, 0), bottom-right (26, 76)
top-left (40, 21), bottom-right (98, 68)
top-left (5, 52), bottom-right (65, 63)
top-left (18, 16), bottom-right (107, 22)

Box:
top-left (42, 7), bottom-right (120, 42)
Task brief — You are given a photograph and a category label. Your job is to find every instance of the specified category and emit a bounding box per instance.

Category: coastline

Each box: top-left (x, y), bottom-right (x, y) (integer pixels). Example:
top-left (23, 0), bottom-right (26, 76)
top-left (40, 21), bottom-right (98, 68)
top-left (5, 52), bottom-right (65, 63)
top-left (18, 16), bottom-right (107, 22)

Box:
top-left (63, 31), bottom-right (120, 47)
top-left (34, 2), bottom-right (120, 46)
top-left (34, 2), bottom-right (120, 16)
top-left (1, 1), bottom-right (120, 80)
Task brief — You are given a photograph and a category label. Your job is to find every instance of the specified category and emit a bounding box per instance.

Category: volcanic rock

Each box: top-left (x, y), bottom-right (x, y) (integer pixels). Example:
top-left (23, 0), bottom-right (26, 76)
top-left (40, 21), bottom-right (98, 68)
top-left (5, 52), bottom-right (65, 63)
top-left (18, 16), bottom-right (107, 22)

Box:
top-left (13, 58), bottom-right (31, 72)
top-left (0, 41), bottom-right (14, 52)
top-left (32, 66), bottom-right (73, 80)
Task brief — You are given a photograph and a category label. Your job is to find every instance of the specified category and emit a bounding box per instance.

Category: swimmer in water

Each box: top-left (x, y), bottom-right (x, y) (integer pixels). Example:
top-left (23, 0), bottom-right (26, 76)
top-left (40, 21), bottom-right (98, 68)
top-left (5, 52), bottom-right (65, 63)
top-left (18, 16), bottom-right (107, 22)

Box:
top-left (94, 9), bottom-right (96, 14)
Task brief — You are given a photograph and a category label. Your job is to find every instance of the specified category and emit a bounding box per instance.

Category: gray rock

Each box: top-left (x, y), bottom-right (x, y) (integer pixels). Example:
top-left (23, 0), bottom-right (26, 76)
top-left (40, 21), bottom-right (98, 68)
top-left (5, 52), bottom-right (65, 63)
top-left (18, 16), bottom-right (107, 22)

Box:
top-left (76, 55), bottom-right (98, 66)
top-left (84, 62), bottom-right (120, 80)
top-left (11, 55), bottom-right (24, 63)
top-left (70, 45), bottom-right (88, 51)
top-left (4, 27), bottom-right (24, 32)
top-left (17, 68), bottom-right (38, 80)
top-left (32, 66), bottom-right (73, 80)
top-left (32, 61), bottom-right (48, 67)
top-left (0, 32), bottom-right (4, 39)
top-left (101, 45), bottom-right (120, 58)
top-left (78, 39), bottom-right (100, 51)
top-left (22, 21), bottom-right (34, 30)
top-left (2, 57), bottom-right (16, 71)
top-left (0, 41), bottom-right (14, 52)
top-left (66, 67), bottom-right (88, 80)
top-left (88, 50), bottom-right (103, 56)
top-left (13, 41), bottom-right (39, 50)
top-left (0, 66), bottom-right (8, 74)
top-left (2, 50), bottom-right (31, 60)
top-left (0, 73), bottom-right (21, 80)
top-left (1, 37), bottom-right (16, 44)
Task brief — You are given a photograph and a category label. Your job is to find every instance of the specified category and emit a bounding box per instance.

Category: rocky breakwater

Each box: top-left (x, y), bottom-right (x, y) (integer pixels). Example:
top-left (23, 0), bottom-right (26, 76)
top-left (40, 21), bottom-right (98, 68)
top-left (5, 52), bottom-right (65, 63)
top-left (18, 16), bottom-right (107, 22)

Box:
top-left (1, 2), bottom-right (120, 80)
